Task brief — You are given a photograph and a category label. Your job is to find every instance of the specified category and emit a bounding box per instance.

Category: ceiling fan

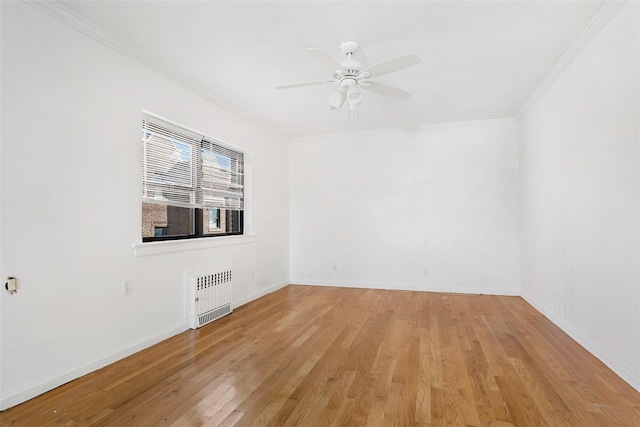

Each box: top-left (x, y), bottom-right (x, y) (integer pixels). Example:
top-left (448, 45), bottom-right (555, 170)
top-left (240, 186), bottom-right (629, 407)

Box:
top-left (276, 41), bottom-right (421, 111)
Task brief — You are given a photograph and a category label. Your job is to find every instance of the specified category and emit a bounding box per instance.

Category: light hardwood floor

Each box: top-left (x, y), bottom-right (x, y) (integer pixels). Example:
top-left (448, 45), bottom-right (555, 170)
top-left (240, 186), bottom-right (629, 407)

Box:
top-left (2, 285), bottom-right (639, 426)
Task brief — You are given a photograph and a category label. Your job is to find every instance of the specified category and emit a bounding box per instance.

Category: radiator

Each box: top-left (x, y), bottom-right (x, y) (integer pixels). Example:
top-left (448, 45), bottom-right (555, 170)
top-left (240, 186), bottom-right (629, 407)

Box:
top-left (185, 263), bottom-right (233, 329)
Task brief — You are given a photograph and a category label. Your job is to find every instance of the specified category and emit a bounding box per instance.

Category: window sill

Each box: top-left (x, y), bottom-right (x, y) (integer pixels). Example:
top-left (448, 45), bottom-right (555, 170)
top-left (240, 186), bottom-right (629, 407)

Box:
top-left (133, 234), bottom-right (258, 257)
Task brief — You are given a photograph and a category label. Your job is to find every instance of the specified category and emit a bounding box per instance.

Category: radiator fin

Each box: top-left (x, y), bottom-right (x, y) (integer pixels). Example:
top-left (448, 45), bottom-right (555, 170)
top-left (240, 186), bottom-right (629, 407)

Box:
top-left (198, 304), bottom-right (231, 328)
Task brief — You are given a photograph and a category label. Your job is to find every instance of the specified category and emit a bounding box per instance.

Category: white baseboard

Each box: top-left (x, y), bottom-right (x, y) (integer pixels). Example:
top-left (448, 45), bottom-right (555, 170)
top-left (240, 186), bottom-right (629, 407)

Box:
top-left (291, 279), bottom-right (520, 296)
top-left (0, 281), bottom-right (290, 411)
top-left (0, 325), bottom-right (187, 411)
top-left (232, 280), bottom-right (289, 310)
top-left (522, 293), bottom-right (640, 393)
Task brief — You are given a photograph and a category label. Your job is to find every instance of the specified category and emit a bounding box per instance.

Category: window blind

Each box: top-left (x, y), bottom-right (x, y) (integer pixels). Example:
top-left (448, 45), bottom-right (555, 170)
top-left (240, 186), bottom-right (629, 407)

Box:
top-left (201, 140), bottom-right (244, 210)
top-left (142, 114), bottom-right (244, 210)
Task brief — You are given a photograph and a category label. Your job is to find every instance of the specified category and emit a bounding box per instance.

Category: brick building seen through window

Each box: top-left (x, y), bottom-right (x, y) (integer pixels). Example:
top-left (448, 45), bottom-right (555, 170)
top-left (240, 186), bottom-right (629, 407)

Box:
top-left (142, 203), bottom-right (231, 239)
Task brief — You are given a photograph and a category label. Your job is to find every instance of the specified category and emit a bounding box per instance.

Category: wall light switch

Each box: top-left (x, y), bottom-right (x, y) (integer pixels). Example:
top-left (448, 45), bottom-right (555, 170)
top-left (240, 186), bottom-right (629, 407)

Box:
top-left (123, 280), bottom-right (132, 296)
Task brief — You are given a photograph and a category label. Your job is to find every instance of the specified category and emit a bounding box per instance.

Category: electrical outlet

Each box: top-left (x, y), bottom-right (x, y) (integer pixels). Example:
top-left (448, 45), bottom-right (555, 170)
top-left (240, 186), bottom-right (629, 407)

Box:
top-left (423, 267), bottom-right (431, 277)
top-left (332, 265), bottom-right (338, 273)
top-left (123, 280), bottom-right (132, 296)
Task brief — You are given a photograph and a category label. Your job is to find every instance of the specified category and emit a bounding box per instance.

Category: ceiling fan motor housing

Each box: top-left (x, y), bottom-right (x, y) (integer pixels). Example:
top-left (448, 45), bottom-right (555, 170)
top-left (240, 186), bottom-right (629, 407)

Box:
top-left (339, 41), bottom-right (363, 75)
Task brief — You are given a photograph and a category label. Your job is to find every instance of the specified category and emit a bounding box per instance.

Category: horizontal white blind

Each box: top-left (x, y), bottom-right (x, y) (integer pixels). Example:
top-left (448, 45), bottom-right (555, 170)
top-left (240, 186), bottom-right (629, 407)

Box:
top-left (201, 140), bottom-right (244, 210)
top-left (141, 114), bottom-right (244, 210)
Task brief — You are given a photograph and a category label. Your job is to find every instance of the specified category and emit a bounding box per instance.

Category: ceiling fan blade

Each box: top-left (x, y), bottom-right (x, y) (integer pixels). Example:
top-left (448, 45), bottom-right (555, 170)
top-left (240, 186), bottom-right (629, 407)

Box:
top-left (306, 48), bottom-right (346, 72)
top-left (360, 54), bottom-right (421, 78)
top-left (361, 81), bottom-right (413, 100)
top-left (275, 80), bottom-right (335, 89)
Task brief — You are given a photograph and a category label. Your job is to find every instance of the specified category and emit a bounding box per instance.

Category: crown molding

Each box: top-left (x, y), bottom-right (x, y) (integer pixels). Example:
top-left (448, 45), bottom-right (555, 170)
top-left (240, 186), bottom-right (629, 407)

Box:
top-left (25, 0), bottom-right (151, 68)
top-left (515, 0), bottom-right (626, 121)
top-left (23, 0), bottom-right (287, 138)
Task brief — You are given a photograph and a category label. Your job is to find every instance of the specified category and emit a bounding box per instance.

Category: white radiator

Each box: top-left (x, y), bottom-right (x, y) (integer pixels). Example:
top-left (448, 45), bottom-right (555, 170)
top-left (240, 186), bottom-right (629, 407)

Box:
top-left (185, 263), bottom-right (233, 329)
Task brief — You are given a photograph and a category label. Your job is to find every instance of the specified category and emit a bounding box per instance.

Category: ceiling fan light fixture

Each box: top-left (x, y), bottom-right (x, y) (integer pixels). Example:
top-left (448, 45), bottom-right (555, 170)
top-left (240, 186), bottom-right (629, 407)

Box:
top-left (347, 84), bottom-right (362, 104)
top-left (327, 89), bottom-right (346, 109)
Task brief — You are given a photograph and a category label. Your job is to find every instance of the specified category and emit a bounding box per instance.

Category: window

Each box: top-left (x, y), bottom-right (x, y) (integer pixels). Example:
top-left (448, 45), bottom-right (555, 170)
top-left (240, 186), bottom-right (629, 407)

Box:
top-left (141, 113), bottom-right (244, 242)
top-left (208, 208), bottom-right (220, 230)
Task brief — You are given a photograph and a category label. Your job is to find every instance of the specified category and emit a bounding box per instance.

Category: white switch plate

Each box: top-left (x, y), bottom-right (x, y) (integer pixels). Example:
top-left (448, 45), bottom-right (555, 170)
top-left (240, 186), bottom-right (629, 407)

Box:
top-left (123, 280), bottom-right (132, 296)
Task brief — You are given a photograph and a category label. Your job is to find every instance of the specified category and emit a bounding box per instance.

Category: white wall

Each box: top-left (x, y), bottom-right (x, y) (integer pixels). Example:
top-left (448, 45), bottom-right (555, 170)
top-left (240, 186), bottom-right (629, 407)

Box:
top-left (0, 2), bottom-right (289, 409)
top-left (290, 120), bottom-right (520, 295)
top-left (518, 1), bottom-right (639, 391)
top-left (2, 0), bottom-right (638, 413)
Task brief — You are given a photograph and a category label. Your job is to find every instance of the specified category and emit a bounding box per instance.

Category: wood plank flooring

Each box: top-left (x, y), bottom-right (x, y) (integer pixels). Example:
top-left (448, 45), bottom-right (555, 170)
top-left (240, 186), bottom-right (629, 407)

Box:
top-left (2, 285), bottom-right (639, 426)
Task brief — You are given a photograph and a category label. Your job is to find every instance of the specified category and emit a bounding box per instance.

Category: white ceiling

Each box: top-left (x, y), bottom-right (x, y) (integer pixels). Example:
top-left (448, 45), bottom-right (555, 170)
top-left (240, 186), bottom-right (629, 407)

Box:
top-left (58, 1), bottom-right (604, 137)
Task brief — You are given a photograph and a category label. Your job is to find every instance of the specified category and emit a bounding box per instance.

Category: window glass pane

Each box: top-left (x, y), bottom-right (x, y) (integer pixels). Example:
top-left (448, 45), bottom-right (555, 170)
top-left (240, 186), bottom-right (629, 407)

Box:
top-left (208, 209), bottom-right (219, 228)
top-left (201, 208), bottom-right (243, 235)
top-left (227, 210), bottom-right (243, 234)
top-left (202, 207), bottom-right (224, 235)
top-left (142, 202), bottom-right (194, 239)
